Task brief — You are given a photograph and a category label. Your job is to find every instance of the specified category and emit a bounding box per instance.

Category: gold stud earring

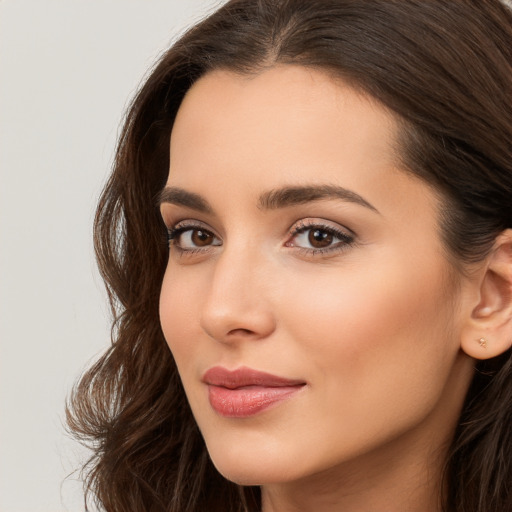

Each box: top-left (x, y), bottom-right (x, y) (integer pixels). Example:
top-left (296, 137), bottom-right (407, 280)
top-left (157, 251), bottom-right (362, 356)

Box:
top-left (478, 338), bottom-right (487, 348)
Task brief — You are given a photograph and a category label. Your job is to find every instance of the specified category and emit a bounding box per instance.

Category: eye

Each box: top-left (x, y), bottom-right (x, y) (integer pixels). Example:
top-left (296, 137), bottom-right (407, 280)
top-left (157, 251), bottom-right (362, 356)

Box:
top-left (286, 220), bottom-right (355, 254)
top-left (167, 222), bottom-right (222, 251)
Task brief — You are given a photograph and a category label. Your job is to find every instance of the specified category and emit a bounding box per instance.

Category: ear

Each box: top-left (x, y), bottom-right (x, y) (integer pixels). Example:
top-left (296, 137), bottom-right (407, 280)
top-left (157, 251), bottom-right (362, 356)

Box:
top-left (461, 229), bottom-right (512, 360)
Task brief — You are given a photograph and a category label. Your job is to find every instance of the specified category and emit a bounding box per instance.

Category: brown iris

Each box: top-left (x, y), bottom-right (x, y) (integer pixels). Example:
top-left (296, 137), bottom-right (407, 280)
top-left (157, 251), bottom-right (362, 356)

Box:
top-left (191, 229), bottom-right (215, 246)
top-left (309, 229), bottom-right (333, 248)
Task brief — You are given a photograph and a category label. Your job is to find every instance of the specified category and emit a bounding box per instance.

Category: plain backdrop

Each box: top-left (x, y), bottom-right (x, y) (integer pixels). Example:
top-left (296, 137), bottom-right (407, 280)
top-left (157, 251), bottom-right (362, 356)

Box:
top-left (0, 1), bottom-right (224, 510)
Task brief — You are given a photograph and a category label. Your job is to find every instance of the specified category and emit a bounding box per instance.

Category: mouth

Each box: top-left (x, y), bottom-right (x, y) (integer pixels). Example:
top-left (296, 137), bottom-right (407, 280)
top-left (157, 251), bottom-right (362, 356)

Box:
top-left (202, 366), bottom-right (306, 418)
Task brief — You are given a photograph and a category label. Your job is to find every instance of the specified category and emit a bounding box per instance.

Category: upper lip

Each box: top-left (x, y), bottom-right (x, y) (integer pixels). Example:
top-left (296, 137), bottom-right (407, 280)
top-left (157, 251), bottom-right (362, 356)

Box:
top-left (202, 366), bottom-right (306, 389)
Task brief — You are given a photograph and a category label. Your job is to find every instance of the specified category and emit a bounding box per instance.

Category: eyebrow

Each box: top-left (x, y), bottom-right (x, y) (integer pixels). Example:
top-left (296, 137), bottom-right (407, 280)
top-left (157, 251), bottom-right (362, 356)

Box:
top-left (157, 186), bottom-right (213, 213)
top-left (258, 184), bottom-right (379, 213)
top-left (158, 184), bottom-right (379, 214)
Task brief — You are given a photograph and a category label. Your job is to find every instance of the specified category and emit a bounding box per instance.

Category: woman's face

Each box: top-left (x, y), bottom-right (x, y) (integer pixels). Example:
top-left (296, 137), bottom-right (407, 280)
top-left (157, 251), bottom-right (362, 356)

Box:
top-left (159, 66), bottom-right (474, 487)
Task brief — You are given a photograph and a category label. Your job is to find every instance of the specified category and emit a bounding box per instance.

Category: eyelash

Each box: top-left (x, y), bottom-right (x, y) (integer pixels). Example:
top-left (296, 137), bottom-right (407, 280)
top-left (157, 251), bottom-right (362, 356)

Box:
top-left (165, 219), bottom-right (355, 257)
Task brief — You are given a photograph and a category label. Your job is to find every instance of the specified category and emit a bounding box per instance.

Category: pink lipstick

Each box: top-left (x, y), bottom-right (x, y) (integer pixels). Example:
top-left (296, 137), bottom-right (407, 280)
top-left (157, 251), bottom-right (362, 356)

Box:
top-left (203, 366), bottom-right (306, 418)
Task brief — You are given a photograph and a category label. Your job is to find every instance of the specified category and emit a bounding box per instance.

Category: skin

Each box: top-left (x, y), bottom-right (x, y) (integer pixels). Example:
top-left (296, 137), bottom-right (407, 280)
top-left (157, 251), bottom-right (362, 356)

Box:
top-left (159, 66), bottom-right (479, 512)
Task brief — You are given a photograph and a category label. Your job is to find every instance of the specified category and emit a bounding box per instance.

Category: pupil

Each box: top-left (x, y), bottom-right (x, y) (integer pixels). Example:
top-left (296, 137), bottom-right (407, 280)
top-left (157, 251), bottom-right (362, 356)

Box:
top-left (309, 229), bottom-right (333, 248)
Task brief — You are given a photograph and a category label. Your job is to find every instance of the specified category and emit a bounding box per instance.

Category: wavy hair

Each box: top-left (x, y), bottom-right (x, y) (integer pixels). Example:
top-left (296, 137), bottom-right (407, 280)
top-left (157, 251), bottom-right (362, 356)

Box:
top-left (67, 1), bottom-right (512, 510)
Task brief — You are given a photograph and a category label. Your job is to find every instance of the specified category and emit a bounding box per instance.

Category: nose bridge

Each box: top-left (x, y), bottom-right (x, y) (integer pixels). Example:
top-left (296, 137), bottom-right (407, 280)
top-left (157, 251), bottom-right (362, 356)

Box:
top-left (200, 240), bottom-right (276, 343)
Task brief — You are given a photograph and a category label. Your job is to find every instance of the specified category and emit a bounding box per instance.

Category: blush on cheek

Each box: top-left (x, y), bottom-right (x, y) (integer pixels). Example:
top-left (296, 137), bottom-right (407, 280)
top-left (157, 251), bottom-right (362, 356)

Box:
top-left (284, 257), bottom-right (449, 377)
top-left (160, 280), bottom-right (195, 348)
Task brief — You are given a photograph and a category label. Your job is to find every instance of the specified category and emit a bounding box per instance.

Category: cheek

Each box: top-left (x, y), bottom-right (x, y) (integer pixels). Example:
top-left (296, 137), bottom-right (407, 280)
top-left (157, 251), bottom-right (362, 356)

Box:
top-left (276, 254), bottom-right (458, 415)
top-left (159, 269), bottom-right (202, 367)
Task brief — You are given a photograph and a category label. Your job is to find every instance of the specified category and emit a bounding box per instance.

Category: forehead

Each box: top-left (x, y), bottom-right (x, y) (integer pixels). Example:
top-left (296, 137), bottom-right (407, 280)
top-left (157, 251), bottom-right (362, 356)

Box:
top-left (169, 65), bottom-right (398, 181)
top-left (167, 65), bottom-right (438, 228)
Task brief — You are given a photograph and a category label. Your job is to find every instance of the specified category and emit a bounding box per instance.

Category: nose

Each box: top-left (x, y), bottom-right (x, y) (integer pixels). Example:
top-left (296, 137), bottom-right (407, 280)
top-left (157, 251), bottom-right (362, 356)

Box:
top-left (200, 245), bottom-right (277, 345)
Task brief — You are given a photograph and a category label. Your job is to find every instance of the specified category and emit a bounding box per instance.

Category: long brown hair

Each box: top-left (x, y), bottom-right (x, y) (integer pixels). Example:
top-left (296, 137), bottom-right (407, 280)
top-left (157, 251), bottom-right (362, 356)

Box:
top-left (67, 1), bottom-right (512, 511)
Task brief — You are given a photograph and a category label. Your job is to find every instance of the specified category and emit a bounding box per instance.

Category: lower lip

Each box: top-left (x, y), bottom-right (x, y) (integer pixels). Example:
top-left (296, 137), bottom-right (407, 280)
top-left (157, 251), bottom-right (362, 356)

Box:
top-left (207, 385), bottom-right (304, 418)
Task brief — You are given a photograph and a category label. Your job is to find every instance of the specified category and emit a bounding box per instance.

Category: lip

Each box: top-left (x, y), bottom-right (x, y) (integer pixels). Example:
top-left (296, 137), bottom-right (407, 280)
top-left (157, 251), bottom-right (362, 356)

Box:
top-left (203, 366), bottom-right (306, 418)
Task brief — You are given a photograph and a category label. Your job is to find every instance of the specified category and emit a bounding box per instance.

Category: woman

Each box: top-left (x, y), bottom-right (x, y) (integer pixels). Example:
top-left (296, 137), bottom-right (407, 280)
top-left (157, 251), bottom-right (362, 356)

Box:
top-left (67, 1), bottom-right (512, 511)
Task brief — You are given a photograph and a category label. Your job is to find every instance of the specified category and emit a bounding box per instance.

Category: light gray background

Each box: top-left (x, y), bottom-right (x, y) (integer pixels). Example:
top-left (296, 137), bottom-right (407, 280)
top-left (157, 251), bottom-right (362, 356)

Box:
top-left (0, 1), bottom-right (223, 510)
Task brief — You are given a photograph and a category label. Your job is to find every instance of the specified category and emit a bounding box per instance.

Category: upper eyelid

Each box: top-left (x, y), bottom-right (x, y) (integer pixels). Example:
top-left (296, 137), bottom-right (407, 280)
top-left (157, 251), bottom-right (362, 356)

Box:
top-left (165, 217), bottom-right (354, 236)
top-left (166, 218), bottom-right (217, 233)
top-left (159, 203), bottom-right (216, 228)
top-left (173, 219), bottom-right (210, 229)
top-left (290, 218), bottom-right (355, 237)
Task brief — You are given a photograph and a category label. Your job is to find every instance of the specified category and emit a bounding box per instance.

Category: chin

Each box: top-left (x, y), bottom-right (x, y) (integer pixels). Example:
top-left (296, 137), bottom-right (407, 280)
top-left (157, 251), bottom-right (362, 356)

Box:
top-left (212, 460), bottom-right (295, 487)
top-left (205, 438), bottom-right (303, 486)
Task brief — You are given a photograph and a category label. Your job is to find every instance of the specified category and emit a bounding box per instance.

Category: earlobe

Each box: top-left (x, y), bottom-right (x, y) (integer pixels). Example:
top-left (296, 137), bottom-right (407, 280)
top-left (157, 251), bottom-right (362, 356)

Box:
top-left (461, 229), bottom-right (512, 360)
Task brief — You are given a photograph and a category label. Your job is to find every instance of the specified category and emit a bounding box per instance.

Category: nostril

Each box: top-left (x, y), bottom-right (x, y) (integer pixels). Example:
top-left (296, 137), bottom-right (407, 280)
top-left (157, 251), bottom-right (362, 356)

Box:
top-left (227, 328), bottom-right (255, 337)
